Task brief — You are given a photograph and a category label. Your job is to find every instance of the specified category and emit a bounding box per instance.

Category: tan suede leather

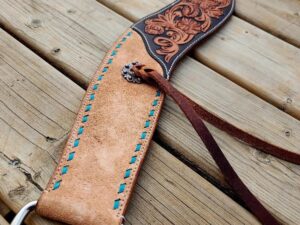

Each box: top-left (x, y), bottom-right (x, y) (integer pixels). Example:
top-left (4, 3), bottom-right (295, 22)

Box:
top-left (36, 29), bottom-right (164, 225)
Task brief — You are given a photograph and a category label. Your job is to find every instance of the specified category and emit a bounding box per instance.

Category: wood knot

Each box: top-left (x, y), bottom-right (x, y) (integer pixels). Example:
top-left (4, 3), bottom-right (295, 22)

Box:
top-left (30, 19), bottom-right (42, 28)
top-left (8, 185), bottom-right (26, 198)
top-left (284, 129), bottom-right (292, 137)
top-left (252, 150), bottom-right (271, 164)
top-left (67, 9), bottom-right (76, 14)
top-left (10, 158), bottom-right (21, 167)
top-left (286, 97), bottom-right (293, 104)
top-left (46, 136), bottom-right (57, 143)
top-left (51, 48), bottom-right (61, 55)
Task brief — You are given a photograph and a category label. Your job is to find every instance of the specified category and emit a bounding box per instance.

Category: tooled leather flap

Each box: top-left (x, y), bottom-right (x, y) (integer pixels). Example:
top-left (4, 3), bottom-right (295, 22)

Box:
top-left (132, 0), bottom-right (235, 79)
top-left (36, 2), bottom-right (235, 225)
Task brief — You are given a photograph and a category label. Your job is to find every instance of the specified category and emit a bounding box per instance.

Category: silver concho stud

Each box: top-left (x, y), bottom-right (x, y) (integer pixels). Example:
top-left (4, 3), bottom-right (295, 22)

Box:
top-left (121, 61), bottom-right (142, 84)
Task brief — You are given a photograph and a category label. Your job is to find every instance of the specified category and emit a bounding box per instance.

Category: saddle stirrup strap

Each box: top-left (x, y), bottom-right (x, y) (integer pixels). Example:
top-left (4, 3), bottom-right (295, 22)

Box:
top-left (132, 65), bottom-right (300, 225)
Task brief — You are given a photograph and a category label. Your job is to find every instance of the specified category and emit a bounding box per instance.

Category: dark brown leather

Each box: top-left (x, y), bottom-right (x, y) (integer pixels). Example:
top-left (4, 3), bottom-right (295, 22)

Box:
top-left (133, 65), bottom-right (300, 225)
top-left (132, 0), bottom-right (235, 79)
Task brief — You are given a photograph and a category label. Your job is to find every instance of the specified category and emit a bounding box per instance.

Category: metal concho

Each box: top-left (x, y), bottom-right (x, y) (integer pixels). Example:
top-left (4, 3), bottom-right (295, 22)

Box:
top-left (121, 61), bottom-right (142, 84)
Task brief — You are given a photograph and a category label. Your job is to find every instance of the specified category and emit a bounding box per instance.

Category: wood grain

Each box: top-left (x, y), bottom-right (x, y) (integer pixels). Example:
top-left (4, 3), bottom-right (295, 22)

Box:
top-left (98, 0), bottom-right (300, 120)
top-left (0, 0), bottom-right (299, 224)
top-left (236, 0), bottom-right (300, 48)
top-left (0, 0), bottom-right (299, 158)
top-left (0, 29), bottom-right (259, 225)
top-left (159, 97), bottom-right (300, 224)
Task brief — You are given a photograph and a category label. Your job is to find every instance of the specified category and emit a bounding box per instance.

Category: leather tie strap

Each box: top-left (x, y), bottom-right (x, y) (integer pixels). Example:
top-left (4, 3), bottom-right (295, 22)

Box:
top-left (133, 65), bottom-right (300, 225)
top-left (133, 66), bottom-right (300, 165)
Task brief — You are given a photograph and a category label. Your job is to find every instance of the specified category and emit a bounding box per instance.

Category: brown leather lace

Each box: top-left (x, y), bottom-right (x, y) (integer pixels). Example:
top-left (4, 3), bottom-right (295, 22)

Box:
top-left (133, 65), bottom-right (300, 225)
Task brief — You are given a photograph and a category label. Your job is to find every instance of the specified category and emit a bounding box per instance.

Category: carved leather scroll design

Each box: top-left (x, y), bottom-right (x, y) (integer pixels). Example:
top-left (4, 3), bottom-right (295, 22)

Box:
top-left (145, 0), bottom-right (231, 62)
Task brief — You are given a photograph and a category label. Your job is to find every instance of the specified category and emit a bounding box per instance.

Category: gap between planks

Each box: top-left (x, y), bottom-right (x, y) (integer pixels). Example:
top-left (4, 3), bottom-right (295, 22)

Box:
top-left (0, 1), bottom-right (297, 223)
top-left (234, 0), bottom-right (300, 48)
top-left (0, 28), bottom-right (260, 225)
top-left (0, 0), bottom-right (299, 158)
top-left (98, 0), bottom-right (300, 120)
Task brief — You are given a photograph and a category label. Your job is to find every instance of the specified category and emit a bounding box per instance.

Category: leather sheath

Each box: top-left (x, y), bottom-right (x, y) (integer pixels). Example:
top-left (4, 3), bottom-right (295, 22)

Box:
top-left (36, 1), bottom-right (235, 224)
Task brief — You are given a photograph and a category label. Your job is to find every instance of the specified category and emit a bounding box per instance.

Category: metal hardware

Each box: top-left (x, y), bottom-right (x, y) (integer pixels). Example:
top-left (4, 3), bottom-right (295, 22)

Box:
top-left (11, 201), bottom-right (37, 225)
top-left (121, 61), bottom-right (142, 83)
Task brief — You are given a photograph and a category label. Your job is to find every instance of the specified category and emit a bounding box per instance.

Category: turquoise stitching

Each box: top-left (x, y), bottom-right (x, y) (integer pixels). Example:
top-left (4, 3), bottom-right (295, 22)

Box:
top-left (82, 115), bottom-right (89, 123)
top-left (61, 166), bottom-right (69, 175)
top-left (102, 67), bottom-right (109, 73)
top-left (135, 144), bottom-right (142, 152)
top-left (73, 139), bottom-right (80, 147)
top-left (118, 183), bottom-right (126, 193)
top-left (130, 156), bottom-right (137, 164)
top-left (89, 94), bottom-right (95, 101)
top-left (85, 104), bottom-right (92, 112)
top-left (152, 100), bottom-right (158, 106)
top-left (98, 75), bottom-right (104, 81)
top-left (124, 169), bottom-right (132, 179)
top-left (114, 86), bottom-right (161, 210)
top-left (114, 199), bottom-right (121, 210)
top-left (67, 152), bottom-right (75, 161)
top-left (140, 132), bottom-right (147, 140)
top-left (52, 31), bottom-right (133, 191)
top-left (149, 110), bottom-right (155, 117)
top-left (53, 180), bottom-right (61, 190)
top-left (111, 50), bottom-right (117, 56)
top-left (144, 120), bottom-right (150, 128)
top-left (93, 84), bottom-right (99, 90)
top-left (78, 126), bottom-right (84, 135)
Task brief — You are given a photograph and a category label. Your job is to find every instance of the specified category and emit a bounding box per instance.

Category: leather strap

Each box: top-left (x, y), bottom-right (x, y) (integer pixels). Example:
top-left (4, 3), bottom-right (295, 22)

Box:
top-left (133, 65), bottom-right (300, 225)
top-left (36, 30), bottom-right (165, 225)
top-left (35, 1), bottom-right (236, 224)
top-left (133, 66), bottom-right (300, 164)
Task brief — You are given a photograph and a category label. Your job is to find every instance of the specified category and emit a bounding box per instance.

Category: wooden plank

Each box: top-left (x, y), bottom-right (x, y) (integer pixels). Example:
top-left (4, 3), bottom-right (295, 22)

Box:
top-left (0, 0), bottom-right (299, 223)
top-left (0, 201), bottom-right (10, 218)
top-left (98, 0), bottom-right (300, 120)
top-left (159, 98), bottom-right (300, 224)
top-left (0, 0), bottom-right (130, 87)
top-left (0, 153), bottom-right (61, 225)
top-left (0, 0), bottom-right (299, 158)
top-left (236, 0), bottom-right (300, 48)
top-left (0, 29), bottom-right (258, 224)
top-left (0, 215), bottom-right (9, 225)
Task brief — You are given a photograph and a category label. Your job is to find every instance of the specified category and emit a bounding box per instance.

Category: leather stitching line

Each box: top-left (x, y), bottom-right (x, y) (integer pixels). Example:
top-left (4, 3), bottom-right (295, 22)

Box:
top-left (48, 31), bottom-right (133, 192)
top-left (115, 90), bottom-right (163, 218)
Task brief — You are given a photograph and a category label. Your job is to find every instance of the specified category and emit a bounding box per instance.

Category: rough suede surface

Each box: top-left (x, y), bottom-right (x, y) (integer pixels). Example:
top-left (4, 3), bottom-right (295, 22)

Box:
top-left (36, 29), bottom-right (164, 225)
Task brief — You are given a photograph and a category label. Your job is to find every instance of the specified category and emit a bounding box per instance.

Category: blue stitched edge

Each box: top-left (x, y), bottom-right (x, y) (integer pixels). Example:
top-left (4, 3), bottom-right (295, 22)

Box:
top-left (113, 86), bottom-right (161, 210)
top-left (52, 31), bottom-right (133, 191)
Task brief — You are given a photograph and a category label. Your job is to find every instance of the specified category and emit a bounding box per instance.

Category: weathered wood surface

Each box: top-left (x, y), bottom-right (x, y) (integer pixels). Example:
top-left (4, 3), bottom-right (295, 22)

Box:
top-left (0, 29), bottom-right (260, 225)
top-left (236, 0), bottom-right (300, 48)
top-left (0, 0), bottom-right (299, 224)
top-left (0, 0), bottom-right (299, 155)
top-left (98, 0), bottom-right (300, 119)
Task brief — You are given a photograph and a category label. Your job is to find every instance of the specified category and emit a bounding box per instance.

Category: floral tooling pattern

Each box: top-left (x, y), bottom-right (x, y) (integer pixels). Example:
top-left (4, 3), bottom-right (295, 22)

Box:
top-left (145, 0), bottom-right (231, 62)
